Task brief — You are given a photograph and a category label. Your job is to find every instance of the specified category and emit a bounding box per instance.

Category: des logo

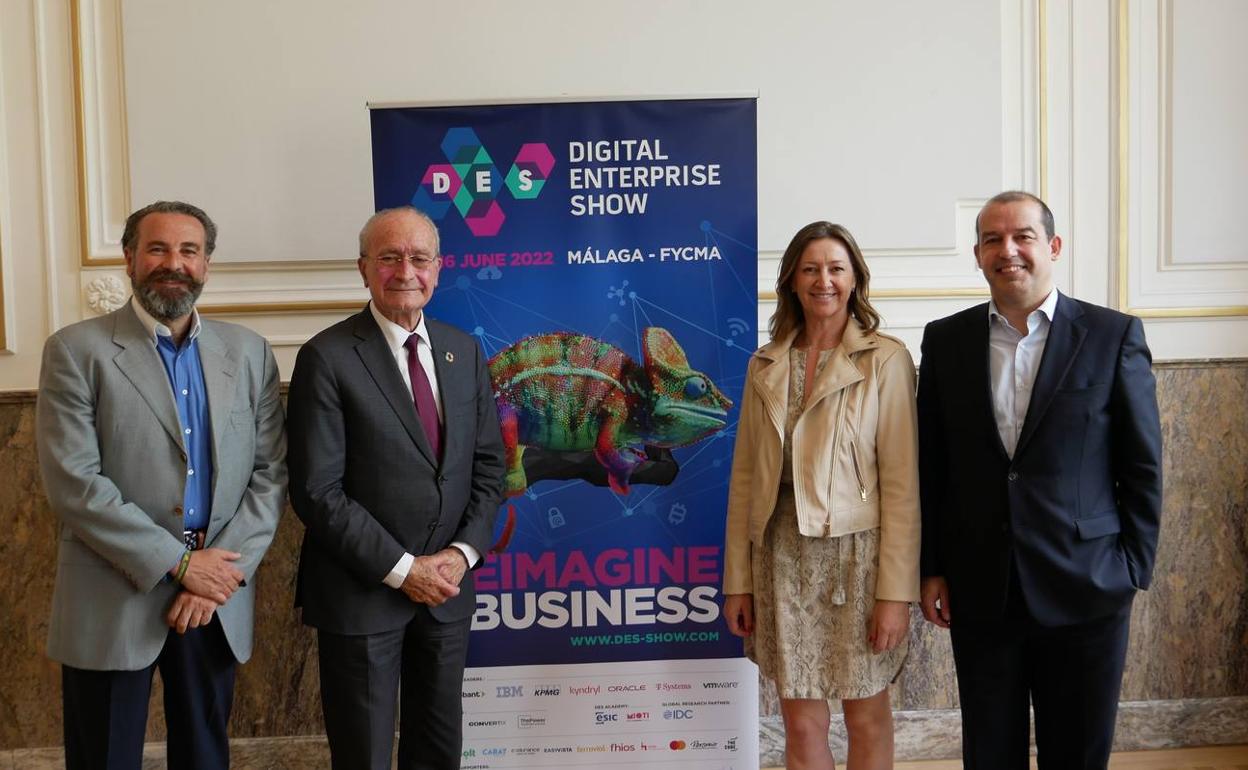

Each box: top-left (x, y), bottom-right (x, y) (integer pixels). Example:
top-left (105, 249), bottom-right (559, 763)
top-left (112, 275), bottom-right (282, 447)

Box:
top-left (412, 128), bottom-right (555, 237)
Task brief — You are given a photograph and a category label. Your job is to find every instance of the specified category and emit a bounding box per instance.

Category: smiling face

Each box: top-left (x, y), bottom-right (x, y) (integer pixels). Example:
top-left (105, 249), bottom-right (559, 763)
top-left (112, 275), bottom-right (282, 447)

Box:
top-left (974, 199), bottom-right (1062, 314)
top-left (358, 209), bottom-right (441, 330)
top-left (790, 237), bottom-right (856, 328)
top-left (124, 212), bottom-right (209, 323)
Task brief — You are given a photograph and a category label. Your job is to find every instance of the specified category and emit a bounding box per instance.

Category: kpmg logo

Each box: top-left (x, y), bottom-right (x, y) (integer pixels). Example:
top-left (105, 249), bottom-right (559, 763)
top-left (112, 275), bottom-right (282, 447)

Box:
top-left (412, 127), bottom-right (555, 236)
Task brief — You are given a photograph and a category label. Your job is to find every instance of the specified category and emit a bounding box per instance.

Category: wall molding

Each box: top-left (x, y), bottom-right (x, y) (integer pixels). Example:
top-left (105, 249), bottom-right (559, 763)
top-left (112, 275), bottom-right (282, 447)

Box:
top-left (1116, 0), bottom-right (1248, 318)
top-left (71, 1), bottom-right (1045, 314)
top-left (70, 0), bottom-right (129, 267)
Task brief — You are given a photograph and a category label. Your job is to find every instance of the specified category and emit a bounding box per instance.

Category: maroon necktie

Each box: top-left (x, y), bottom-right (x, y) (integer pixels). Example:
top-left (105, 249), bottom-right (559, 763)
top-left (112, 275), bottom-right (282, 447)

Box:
top-left (403, 334), bottom-right (442, 461)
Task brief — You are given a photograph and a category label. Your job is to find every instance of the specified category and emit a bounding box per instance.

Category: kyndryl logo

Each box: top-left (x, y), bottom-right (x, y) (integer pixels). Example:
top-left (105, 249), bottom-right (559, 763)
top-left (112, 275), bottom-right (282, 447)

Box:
top-left (412, 128), bottom-right (555, 236)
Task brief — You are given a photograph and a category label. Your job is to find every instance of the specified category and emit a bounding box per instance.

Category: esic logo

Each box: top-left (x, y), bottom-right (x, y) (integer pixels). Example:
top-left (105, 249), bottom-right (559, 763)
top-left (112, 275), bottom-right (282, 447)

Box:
top-left (496, 685), bottom-right (524, 698)
top-left (412, 127), bottom-right (555, 236)
top-left (664, 709), bottom-right (693, 720)
top-left (594, 712), bottom-right (619, 724)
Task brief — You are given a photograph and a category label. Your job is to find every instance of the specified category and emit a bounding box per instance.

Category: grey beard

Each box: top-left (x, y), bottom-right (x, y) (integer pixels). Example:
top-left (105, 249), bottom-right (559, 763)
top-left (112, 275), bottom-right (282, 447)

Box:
top-left (131, 272), bottom-right (203, 322)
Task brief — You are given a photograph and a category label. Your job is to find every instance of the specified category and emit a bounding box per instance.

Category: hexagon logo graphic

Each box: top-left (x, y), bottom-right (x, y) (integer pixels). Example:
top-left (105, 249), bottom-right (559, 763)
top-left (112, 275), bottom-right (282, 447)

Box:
top-left (414, 128), bottom-right (554, 236)
top-left (505, 143), bottom-right (556, 200)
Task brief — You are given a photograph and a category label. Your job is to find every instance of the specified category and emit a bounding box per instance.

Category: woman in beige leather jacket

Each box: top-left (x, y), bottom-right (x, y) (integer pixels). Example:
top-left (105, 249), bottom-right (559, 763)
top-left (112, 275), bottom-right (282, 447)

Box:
top-left (723, 222), bottom-right (920, 770)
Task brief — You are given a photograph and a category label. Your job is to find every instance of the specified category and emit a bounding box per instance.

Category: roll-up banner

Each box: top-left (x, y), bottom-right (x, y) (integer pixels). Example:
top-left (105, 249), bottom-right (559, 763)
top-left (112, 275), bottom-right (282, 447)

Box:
top-left (370, 96), bottom-right (759, 769)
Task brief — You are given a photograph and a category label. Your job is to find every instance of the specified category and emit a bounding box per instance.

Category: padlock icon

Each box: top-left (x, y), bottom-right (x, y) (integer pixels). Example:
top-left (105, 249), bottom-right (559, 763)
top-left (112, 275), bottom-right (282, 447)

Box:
top-left (548, 507), bottom-right (566, 528)
top-left (668, 503), bottom-right (687, 525)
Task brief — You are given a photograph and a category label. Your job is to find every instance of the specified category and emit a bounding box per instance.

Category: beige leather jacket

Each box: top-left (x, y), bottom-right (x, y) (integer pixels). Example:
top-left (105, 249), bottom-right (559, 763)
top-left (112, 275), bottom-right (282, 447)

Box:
top-left (722, 320), bottom-right (920, 601)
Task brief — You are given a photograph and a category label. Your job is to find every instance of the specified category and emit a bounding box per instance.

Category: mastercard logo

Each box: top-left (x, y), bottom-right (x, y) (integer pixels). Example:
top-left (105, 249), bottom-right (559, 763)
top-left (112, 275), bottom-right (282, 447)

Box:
top-left (669, 741), bottom-right (687, 750)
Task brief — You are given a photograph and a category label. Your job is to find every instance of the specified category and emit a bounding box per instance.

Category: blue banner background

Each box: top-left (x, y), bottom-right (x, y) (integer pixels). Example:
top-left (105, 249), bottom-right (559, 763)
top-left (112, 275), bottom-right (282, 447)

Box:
top-left (370, 98), bottom-right (757, 666)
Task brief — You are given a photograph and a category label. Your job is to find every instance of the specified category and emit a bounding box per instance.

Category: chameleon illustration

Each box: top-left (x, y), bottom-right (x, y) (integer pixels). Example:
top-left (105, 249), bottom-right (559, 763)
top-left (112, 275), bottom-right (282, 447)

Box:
top-left (489, 327), bottom-right (732, 496)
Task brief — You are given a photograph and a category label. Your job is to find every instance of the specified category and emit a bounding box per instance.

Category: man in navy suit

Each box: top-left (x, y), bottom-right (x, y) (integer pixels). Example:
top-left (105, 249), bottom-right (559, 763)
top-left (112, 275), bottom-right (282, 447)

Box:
top-left (918, 191), bottom-right (1162, 768)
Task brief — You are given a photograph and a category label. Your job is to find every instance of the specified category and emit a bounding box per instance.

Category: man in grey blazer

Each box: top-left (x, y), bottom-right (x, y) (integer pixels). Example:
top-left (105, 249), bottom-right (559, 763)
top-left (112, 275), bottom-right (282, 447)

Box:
top-left (36, 201), bottom-right (287, 769)
top-left (287, 206), bottom-right (505, 770)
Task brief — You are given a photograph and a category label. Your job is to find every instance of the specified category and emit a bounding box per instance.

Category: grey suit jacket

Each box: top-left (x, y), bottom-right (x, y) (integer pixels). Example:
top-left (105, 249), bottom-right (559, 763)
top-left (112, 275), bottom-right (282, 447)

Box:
top-left (287, 307), bottom-right (505, 633)
top-left (36, 303), bottom-right (287, 670)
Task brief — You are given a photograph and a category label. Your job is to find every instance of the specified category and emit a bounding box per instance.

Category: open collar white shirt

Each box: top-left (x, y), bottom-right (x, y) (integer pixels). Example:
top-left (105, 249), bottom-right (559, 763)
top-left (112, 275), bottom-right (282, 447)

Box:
top-left (987, 288), bottom-right (1059, 458)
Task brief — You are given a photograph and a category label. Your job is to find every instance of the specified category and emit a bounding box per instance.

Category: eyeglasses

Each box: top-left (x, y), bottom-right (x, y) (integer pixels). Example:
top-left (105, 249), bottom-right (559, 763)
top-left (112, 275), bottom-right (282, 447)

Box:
top-left (372, 253), bottom-right (439, 269)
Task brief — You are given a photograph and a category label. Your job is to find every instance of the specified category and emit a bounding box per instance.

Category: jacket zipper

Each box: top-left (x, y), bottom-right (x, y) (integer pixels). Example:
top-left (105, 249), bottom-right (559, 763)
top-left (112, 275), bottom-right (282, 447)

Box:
top-left (850, 440), bottom-right (867, 501)
top-left (826, 389), bottom-right (849, 532)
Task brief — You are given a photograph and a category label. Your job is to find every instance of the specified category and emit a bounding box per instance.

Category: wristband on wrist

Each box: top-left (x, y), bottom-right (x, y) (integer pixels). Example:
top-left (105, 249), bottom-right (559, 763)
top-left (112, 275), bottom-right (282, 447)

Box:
top-left (173, 549), bottom-right (192, 583)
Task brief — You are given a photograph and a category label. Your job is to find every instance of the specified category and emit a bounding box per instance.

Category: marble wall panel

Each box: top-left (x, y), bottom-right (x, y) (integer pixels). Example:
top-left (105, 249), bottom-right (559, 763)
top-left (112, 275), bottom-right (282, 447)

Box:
top-left (0, 393), bottom-right (324, 750)
top-left (0, 358), bottom-right (1245, 750)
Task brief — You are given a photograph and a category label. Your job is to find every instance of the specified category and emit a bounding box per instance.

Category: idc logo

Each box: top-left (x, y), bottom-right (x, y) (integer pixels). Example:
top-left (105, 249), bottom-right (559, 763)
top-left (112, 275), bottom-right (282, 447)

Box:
top-left (663, 709), bottom-right (693, 720)
top-left (412, 127), bottom-right (555, 236)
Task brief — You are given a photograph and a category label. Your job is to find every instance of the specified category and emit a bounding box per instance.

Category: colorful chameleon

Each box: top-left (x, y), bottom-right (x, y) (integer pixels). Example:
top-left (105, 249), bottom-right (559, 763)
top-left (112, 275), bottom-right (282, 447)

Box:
top-left (489, 327), bottom-right (732, 496)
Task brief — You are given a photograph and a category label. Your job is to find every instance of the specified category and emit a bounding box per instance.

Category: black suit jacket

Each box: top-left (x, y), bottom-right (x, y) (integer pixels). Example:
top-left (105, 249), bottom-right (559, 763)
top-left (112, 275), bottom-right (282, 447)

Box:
top-left (917, 293), bottom-right (1162, 626)
top-left (288, 308), bottom-right (505, 633)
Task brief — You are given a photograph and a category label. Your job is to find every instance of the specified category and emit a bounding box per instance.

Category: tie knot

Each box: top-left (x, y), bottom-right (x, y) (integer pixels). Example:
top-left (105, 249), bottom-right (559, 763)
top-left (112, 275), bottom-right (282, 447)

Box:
top-left (404, 334), bottom-right (420, 353)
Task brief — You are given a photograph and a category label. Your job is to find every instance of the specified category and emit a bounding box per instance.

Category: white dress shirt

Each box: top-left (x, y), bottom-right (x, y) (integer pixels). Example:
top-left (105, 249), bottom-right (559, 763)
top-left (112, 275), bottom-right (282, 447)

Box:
top-left (987, 289), bottom-right (1059, 458)
top-left (367, 302), bottom-right (480, 588)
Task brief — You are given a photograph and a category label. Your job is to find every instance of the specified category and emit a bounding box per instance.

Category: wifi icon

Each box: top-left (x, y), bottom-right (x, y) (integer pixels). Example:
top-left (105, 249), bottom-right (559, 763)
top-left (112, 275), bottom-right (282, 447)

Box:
top-left (726, 317), bottom-right (750, 337)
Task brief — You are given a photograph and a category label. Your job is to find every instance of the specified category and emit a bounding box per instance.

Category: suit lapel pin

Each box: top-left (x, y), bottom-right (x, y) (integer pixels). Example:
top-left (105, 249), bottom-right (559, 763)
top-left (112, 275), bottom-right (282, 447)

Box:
top-left (445, 352), bottom-right (454, 363)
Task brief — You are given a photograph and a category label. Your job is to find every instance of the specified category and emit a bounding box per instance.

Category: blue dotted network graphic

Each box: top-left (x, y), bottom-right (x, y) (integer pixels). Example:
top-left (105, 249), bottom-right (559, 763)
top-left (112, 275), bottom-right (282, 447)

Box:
top-left (431, 219), bottom-right (757, 553)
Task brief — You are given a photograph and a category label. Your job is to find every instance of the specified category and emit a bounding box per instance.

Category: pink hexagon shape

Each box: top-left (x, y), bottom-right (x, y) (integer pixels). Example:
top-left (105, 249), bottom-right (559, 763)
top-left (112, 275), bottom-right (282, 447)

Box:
top-left (464, 200), bottom-right (505, 236)
top-left (513, 143), bottom-right (555, 178)
top-left (421, 164), bottom-right (461, 199)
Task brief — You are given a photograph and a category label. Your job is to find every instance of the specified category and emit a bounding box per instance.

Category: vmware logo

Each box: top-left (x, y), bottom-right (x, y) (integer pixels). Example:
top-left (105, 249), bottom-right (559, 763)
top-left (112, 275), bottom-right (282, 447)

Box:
top-left (412, 127), bottom-right (555, 236)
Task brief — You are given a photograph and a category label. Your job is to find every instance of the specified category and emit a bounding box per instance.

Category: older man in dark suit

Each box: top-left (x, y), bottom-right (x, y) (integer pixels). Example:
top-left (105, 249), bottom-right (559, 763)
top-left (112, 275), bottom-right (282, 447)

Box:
top-left (917, 191), bottom-right (1162, 768)
top-left (287, 206), bottom-right (505, 770)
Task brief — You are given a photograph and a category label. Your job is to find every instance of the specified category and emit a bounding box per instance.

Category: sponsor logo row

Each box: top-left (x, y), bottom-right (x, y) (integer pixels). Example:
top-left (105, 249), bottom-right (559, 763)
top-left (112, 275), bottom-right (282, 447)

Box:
top-left (593, 708), bottom-right (697, 723)
top-left (463, 736), bottom-right (738, 757)
top-left (463, 680), bottom-right (739, 699)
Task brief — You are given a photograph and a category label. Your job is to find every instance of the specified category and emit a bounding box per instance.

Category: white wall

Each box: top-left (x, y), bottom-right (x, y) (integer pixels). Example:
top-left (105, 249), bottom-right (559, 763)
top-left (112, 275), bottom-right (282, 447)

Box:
top-left (1, 0), bottom-right (1244, 390)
